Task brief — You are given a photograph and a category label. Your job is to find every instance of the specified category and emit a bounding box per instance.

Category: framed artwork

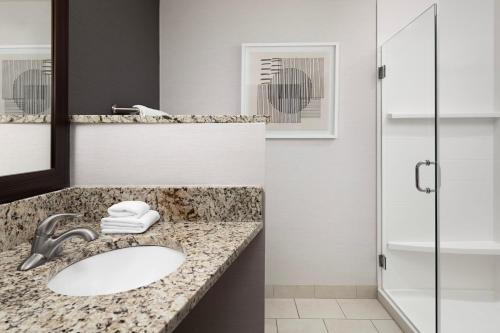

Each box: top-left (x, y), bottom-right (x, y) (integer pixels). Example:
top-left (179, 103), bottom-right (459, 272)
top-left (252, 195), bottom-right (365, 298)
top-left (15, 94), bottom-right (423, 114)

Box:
top-left (241, 42), bottom-right (339, 139)
top-left (0, 45), bottom-right (52, 115)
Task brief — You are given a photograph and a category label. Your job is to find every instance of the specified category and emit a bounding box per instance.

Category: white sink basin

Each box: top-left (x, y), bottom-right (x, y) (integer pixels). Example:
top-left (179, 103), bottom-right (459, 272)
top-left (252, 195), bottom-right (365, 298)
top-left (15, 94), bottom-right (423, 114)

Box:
top-left (48, 246), bottom-right (186, 296)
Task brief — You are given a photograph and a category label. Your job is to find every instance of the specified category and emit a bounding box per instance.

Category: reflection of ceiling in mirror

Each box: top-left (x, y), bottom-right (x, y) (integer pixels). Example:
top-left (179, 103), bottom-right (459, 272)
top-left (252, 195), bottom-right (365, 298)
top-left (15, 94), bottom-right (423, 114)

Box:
top-left (0, 0), bottom-right (50, 2)
top-left (0, 0), bottom-right (51, 47)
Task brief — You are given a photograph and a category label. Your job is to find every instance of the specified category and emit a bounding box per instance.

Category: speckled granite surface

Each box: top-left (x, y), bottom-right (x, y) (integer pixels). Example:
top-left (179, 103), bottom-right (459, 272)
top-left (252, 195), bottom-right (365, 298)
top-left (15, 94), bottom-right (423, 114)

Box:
top-left (0, 188), bottom-right (73, 252)
top-left (0, 115), bottom-right (51, 124)
top-left (70, 114), bottom-right (268, 124)
top-left (0, 220), bottom-right (263, 332)
top-left (0, 114), bottom-right (268, 124)
top-left (0, 187), bottom-right (263, 252)
top-left (0, 186), bottom-right (264, 332)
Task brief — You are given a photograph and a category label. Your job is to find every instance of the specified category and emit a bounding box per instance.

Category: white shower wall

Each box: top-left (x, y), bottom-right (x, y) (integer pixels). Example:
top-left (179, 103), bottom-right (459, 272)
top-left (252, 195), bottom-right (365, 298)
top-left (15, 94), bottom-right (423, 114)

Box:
top-left (379, 0), bottom-right (497, 116)
top-left (494, 1), bottom-right (500, 299)
top-left (378, 0), bottom-right (500, 293)
top-left (494, 0), bottom-right (500, 242)
top-left (378, 2), bottom-right (500, 331)
top-left (438, 0), bottom-right (497, 248)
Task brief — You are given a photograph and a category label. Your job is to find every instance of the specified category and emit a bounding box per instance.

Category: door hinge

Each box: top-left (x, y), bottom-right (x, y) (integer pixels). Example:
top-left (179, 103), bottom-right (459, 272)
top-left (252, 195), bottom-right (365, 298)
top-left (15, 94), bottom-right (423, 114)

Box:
top-left (378, 65), bottom-right (386, 79)
top-left (378, 254), bottom-right (387, 270)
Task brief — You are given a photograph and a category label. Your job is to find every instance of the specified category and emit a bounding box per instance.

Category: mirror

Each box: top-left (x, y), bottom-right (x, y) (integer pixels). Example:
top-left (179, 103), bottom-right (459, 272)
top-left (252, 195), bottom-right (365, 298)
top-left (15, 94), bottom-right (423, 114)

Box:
top-left (0, 0), bottom-right (52, 177)
top-left (0, 0), bottom-right (69, 204)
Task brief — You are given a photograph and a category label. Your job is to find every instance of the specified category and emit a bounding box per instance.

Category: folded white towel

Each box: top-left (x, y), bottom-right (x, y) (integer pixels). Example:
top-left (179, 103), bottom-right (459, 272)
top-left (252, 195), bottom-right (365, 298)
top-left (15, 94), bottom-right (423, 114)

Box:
top-left (101, 227), bottom-right (150, 234)
top-left (101, 210), bottom-right (160, 234)
top-left (107, 201), bottom-right (150, 218)
top-left (133, 105), bottom-right (170, 116)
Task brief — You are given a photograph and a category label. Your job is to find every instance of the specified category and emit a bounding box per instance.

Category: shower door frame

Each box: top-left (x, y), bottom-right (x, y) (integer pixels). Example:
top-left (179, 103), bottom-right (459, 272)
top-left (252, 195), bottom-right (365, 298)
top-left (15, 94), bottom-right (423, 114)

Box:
top-left (376, 4), bottom-right (440, 333)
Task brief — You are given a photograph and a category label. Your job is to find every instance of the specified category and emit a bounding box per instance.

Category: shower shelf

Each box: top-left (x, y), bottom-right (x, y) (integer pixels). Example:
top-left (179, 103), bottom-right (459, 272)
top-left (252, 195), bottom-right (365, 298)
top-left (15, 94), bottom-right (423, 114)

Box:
top-left (387, 112), bottom-right (500, 119)
top-left (387, 240), bottom-right (500, 255)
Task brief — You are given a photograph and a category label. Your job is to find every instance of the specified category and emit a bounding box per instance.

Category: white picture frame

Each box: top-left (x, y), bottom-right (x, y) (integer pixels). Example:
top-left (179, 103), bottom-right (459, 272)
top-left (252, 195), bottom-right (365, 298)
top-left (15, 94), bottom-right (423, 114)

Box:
top-left (241, 42), bottom-right (339, 139)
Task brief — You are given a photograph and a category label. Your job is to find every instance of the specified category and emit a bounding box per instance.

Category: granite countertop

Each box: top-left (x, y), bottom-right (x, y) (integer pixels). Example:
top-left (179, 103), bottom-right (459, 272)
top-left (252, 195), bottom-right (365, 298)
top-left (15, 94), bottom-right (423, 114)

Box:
top-left (0, 220), bottom-right (263, 332)
top-left (0, 115), bottom-right (51, 124)
top-left (70, 114), bottom-right (268, 124)
top-left (0, 114), bottom-right (267, 124)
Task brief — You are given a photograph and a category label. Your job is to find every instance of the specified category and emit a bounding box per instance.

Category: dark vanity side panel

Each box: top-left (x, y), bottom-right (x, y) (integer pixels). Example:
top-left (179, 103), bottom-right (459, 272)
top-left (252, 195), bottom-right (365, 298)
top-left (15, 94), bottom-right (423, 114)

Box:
top-left (69, 0), bottom-right (159, 115)
top-left (173, 230), bottom-right (265, 333)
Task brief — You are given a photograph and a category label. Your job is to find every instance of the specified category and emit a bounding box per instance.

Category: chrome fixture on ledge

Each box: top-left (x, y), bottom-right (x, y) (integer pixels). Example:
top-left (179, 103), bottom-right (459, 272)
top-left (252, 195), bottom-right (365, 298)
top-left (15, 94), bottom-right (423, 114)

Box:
top-left (111, 104), bottom-right (140, 115)
top-left (18, 214), bottom-right (98, 271)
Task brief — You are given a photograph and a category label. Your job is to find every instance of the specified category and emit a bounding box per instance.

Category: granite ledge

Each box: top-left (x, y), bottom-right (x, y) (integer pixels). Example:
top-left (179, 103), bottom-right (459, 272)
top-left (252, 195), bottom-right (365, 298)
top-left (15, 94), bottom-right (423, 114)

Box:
top-left (0, 115), bottom-right (51, 124)
top-left (0, 220), bottom-right (263, 333)
top-left (70, 114), bottom-right (268, 124)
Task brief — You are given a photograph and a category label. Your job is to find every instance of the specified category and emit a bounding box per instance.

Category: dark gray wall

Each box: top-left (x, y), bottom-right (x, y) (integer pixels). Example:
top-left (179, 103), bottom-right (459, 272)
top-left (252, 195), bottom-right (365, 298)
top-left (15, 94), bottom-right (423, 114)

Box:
top-left (69, 0), bottom-right (159, 115)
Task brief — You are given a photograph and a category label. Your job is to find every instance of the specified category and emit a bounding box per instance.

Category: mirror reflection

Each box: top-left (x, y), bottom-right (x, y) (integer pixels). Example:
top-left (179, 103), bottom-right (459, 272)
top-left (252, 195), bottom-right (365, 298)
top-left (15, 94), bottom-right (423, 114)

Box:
top-left (0, 0), bottom-right (52, 177)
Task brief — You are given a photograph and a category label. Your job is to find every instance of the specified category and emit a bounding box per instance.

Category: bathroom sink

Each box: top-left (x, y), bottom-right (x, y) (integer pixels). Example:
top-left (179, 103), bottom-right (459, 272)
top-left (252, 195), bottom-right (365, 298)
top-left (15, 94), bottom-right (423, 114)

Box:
top-left (48, 246), bottom-right (186, 296)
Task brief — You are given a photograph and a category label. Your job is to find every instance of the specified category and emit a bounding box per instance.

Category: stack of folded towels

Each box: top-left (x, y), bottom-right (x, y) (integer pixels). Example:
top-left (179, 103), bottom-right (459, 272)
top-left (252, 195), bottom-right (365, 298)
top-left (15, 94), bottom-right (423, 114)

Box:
top-left (101, 201), bottom-right (160, 234)
top-left (133, 105), bottom-right (170, 116)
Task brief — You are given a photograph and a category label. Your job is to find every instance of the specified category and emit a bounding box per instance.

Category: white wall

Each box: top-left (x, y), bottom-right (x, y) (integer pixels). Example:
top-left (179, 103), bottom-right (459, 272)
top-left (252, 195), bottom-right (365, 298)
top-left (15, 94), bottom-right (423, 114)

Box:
top-left (70, 123), bottom-right (265, 186)
top-left (0, 124), bottom-right (51, 176)
top-left (160, 0), bottom-right (378, 286)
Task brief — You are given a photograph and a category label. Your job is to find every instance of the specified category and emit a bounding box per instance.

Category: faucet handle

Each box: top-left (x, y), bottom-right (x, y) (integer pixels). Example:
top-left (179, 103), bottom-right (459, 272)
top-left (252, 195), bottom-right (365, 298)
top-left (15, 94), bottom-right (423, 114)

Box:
top-left (36, 213), bottom-right (82, 236)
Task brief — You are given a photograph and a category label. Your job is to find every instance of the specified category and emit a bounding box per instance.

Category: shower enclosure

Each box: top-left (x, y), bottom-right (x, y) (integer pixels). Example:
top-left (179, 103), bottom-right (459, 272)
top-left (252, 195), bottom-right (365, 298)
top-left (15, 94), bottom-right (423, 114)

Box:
top-left (378, 2), bottom-right (500, 332)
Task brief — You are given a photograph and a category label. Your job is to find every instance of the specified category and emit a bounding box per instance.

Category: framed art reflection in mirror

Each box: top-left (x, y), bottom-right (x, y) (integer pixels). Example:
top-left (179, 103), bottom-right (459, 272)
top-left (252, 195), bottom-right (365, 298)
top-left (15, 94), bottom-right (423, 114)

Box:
top-left (0, 0), bottom-right (69, 204)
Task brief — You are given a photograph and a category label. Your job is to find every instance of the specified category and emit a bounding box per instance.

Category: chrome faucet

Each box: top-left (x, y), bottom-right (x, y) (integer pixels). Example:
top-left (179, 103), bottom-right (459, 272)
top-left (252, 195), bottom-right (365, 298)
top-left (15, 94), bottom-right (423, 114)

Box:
top-left (18, 213), bottom-right (98, 271)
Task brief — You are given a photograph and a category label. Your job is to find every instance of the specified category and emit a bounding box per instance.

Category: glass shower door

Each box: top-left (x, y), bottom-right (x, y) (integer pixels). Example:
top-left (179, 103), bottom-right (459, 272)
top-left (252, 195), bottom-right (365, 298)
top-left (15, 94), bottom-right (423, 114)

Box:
top-left (380, 5), bottom-right (438, 333)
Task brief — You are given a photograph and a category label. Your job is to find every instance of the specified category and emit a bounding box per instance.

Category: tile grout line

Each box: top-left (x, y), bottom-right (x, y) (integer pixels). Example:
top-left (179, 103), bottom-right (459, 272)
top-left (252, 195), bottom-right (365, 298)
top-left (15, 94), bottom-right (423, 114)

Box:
top-left (370, 320), bottom-right (382, 333)
top-left (335, 299), bottom-right (348, 319)
top-left (267, 316), bottom-right (304, 319)
top-left (322, 318), bottom-right (330, 333)
top-left (266, 298), bottom-right (399, 332)
top-left (292, 298), bottom-right (300, 318)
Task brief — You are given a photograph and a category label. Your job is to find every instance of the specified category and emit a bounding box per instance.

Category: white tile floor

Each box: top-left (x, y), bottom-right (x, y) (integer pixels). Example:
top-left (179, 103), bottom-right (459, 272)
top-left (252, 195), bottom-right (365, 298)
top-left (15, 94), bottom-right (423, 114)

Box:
top-left (265, 298), bottom-right (403, 333)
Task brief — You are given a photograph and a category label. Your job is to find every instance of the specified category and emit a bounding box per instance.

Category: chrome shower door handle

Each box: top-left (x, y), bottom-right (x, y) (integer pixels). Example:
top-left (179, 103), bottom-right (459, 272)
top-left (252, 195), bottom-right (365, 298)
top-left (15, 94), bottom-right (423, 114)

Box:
top-left (415, 160), bottom-right (436, 194)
